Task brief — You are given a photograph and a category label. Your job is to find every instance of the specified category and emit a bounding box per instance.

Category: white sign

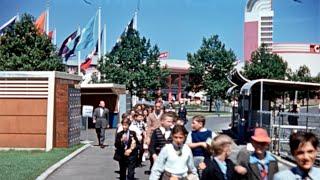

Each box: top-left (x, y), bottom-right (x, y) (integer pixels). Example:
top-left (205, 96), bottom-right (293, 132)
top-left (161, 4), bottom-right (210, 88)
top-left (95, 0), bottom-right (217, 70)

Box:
top-left (82, 105), bottom-right (94, 118)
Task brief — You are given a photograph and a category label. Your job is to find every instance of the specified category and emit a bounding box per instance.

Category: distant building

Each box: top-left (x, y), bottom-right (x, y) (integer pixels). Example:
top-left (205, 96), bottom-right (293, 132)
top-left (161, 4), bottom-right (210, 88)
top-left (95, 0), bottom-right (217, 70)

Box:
top-left (273, 43), bottom-right (320, 76)
top-left (244, 0), bottom-right (274, 61)
top-left (244, 0), bottom-right (320, 76)
top-left (160, 59), bottom-right (189, 102)
top-left (66, 58), bottom-right (191, 101)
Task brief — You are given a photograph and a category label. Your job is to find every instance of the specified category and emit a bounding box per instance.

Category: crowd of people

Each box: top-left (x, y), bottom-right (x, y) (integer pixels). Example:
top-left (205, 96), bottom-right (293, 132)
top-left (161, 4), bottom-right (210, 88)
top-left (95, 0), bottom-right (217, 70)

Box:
top-left (101, 100), bottom-right (320, 180)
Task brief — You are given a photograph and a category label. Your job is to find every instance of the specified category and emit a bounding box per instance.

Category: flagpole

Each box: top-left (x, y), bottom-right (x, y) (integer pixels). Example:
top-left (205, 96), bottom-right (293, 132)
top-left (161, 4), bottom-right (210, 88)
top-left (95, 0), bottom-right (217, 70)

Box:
top-left (53, 28), bottom-right (56, 45)
top-left (78, 51), bottom-right (81, 75)
top-left (103, 24), bottom-right (106, 55)
top-left (46, 0), bottom-right (50, 35)
top-left (98, 7), bottom-right (101, 60)
top-left (77, 26), bottom-right (81, 75)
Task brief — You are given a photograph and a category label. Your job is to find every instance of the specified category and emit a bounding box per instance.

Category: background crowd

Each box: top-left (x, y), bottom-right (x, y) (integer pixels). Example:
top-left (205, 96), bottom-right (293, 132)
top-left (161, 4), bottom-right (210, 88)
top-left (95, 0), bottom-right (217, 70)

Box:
top-left (109, 100), bottom-right (320, 180)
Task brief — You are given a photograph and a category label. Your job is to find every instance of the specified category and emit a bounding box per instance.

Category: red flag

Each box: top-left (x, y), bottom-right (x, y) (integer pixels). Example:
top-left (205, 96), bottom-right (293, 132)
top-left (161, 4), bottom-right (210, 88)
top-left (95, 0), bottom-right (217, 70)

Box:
top-left (80, 57), bottom-right (92, 70)
top-left (310, 44), bottom-right (320, 53)
top-left (34, 11), bottom-right (46, 33)
top-left (48, 31), bottom-right (53, 39)
top-left (159, 52), bottom-right (169, 59)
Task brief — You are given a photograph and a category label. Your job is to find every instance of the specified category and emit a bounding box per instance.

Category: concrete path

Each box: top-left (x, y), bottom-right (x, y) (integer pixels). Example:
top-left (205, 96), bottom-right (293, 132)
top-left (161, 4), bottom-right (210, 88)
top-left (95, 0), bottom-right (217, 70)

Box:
top-left (47, 116), bottom-right (291, 180)
top-left (47, 128), bottom-right (150, 180)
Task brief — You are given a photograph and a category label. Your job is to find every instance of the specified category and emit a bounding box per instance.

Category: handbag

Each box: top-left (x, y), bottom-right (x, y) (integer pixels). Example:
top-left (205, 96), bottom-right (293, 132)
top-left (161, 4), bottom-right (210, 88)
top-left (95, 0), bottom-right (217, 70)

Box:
top-left (113, 149), bottom-right (122, 161)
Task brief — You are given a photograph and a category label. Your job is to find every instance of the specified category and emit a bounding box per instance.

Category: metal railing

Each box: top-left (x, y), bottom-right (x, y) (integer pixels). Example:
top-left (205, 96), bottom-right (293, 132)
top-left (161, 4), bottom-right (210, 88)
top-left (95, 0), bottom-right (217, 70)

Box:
top-left (258, 110), bottom-right (320, 166)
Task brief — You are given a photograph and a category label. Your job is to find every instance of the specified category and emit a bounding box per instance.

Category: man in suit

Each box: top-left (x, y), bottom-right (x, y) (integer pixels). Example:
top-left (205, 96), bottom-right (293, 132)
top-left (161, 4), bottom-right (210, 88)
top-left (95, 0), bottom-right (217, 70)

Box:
top-left (178, 103), bottom-right (187, 124)
top-left (93, 100), bottom-right (109, 148)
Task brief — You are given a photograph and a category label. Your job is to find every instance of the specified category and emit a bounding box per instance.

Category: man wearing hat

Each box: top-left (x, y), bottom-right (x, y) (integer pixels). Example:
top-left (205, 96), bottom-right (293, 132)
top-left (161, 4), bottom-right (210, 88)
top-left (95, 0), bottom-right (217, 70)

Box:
top-left (237, 128), bottom-right (278, 180)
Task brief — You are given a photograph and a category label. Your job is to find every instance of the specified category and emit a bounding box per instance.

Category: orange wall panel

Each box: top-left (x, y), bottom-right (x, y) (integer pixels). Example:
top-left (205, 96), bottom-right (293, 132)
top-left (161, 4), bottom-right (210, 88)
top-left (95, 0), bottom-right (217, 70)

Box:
top-left (0, 99), bottom-right (47, 115)
top-left (0, 134), bottom-right (46, 148)
top-left (0, 116), bottom-right (46, 134)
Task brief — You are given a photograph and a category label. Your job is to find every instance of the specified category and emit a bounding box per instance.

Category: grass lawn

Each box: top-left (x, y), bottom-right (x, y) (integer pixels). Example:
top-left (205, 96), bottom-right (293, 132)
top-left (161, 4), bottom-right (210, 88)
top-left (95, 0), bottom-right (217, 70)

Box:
top-left (0, 144), bottom-right (83, 180)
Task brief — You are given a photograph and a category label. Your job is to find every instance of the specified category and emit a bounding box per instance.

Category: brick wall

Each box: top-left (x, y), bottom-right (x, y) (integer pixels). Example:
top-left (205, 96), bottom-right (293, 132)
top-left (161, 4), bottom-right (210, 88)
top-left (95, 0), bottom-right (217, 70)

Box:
top-left (54, 79), bottom-right (80, 147)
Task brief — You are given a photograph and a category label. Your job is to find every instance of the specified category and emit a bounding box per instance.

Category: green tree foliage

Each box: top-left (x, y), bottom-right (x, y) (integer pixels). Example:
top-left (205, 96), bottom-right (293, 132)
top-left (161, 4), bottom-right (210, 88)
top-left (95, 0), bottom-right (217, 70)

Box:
top-left (288, 65), bottom-right (315, 102)
top-left (243, 44), bottom-right (288, 80)
top-left (187, 35), bottom-right (236, 111)
top-left (289, 65), bottom-right (312, 82)
top-left (0, 14), bottom-right (64, 71)
top-left (313, 73), bottom-right (320, 83)
top-left (98, 27), bottom-right (169, 97)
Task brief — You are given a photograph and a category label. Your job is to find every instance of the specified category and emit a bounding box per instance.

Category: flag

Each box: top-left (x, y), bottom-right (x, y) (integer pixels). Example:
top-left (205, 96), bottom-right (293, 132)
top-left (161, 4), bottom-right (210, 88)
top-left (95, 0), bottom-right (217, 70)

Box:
top-left (80, 56), bottom-right (93, 70)
top-left (94, 29), bottom-right (103, 55)
top-left (158, 52), bottom-right (169, 59)
top-left (111, 16), bottom-right (136, 52)
top-left (58, 30), bottom-right (78, 56)
top-left (64, 33), bottom-right (81, 61)
top-left (83, 0), bottom-right (92, 5)
top-left (81, 30), bottom-right (103, 70)
top-left (48, 31), bottom-right (53, 39)
top-left (0, 15), bottom-right (18, 35)
top-left (76, 12), bottom-right (98, 51)
top-left (34, 11), bottom-right (46, 33)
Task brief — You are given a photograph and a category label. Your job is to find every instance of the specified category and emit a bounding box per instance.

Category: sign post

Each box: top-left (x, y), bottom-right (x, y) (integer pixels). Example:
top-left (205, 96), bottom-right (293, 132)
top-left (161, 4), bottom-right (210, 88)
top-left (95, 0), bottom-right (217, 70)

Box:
top-left (82, 105), bottom-right (94, 144)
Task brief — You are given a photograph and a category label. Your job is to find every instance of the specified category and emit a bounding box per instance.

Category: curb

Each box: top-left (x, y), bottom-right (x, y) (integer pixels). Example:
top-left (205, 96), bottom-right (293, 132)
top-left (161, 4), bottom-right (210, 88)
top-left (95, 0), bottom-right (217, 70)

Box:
top-left (36, 143), bottom-right (92, 180)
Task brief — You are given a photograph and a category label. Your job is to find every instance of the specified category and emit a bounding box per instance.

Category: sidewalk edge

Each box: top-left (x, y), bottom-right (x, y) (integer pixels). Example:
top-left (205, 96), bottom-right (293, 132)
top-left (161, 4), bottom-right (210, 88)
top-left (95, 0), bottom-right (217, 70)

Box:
top-left (36, 143), bottom-right (92, 180)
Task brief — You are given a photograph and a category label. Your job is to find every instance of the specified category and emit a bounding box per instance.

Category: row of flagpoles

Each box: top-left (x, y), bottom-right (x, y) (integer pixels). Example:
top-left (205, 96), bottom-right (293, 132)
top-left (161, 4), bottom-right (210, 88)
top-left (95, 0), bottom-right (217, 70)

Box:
top-left (0, 6), bottom-right (138, 74)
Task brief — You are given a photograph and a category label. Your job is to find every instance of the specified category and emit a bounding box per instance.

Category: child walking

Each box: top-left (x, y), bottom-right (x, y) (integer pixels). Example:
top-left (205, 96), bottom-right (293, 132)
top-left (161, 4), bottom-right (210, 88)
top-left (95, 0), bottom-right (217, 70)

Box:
top-left (201, 134), bottom-right (245, 180)
top-left (150, 125), bottom-right (198, 180)
top-left (114, 118), bottom-right (139, 180)
top-left (186, 115), bottom-right (216, 174)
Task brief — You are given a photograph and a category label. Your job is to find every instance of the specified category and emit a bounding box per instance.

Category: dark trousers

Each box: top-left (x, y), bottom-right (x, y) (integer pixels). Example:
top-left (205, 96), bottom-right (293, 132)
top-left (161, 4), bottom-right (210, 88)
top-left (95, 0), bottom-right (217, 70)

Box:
top-left (137, 137), bottom-right (144, 165)
top-left (119, 156), bottom-right (136, 180)
top-left (95, 128), bottom-right (105, 145)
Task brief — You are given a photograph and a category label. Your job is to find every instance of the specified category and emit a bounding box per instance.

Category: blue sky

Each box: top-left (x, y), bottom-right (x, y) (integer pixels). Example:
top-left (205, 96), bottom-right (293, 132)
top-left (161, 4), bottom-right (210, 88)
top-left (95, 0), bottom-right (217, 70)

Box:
top-left (0, 0), bottom-right (319, 61)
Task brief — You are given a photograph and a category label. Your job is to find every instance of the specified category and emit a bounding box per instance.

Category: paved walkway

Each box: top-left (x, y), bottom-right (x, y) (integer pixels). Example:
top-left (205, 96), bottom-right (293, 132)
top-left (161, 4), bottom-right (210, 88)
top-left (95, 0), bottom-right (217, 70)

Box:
top-left (47, 117), bottom-right (290, 180)
top-left (48, 128), bottom-right (150, 180)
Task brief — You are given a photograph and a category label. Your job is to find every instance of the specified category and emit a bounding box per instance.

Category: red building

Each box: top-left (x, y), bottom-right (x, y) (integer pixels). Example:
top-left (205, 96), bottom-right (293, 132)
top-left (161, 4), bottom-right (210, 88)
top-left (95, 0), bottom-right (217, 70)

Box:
top-left (160, 59), bottom-right (190, 102)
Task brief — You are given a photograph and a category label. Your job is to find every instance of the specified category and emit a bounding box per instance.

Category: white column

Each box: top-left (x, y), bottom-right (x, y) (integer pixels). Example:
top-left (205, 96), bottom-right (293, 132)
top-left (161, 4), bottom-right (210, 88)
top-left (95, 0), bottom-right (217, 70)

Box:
top-left (78, 51), bottom-right (81, 75)
top-left (46, 72), bottom-right (55, 151)
top-left (260, 81), bottom-right (263, 127)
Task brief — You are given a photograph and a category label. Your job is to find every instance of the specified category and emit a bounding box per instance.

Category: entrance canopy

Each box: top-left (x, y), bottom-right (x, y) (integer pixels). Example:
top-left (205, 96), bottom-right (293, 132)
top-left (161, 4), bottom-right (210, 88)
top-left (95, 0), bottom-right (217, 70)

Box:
top-left (227, 69), bottom-right (249, 96)
top-left (80, 83), bottom-right (126, 95)
top-left (241, 79), bottom-right (320, 96)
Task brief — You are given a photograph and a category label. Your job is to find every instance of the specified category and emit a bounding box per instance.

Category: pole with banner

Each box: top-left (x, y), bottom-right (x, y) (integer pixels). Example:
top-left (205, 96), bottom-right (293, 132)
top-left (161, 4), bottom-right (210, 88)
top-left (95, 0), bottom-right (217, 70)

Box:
top-left (82, 105), bottom-right (94, 144)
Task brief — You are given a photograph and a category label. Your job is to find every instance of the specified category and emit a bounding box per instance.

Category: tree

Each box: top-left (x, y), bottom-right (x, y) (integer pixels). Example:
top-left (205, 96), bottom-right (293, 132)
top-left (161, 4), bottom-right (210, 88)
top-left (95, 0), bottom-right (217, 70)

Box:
top-left (288, 65), bottom-right (314, 104)
top-left (187, 35), bottom-right (236, 112)
top-left (0, 14), bottom-right (64, 71)
top-left (98, 27), bottom-right (169, 98)
top-left (243, 44), bottom-right (288, 80)
top-left (289, 65), bottom-right (312, 82)
top-left (313, 73), bottom-right (320, 83)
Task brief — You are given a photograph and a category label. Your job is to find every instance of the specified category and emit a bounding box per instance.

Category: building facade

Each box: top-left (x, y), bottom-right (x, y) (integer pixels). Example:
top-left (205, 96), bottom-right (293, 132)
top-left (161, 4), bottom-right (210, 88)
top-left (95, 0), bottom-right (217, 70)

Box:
top-left (244, 0), bottom-right (320, 76)
top-left (244, 0), bottom-right (274, 61)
